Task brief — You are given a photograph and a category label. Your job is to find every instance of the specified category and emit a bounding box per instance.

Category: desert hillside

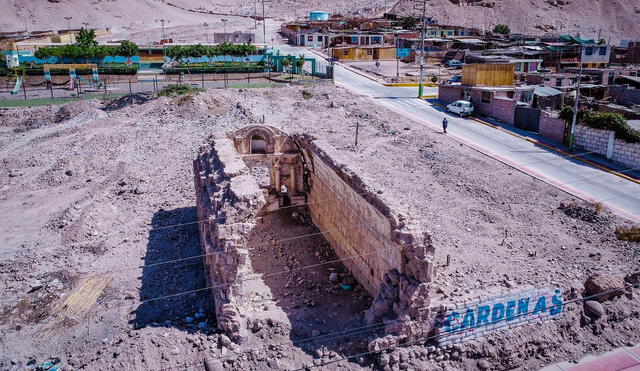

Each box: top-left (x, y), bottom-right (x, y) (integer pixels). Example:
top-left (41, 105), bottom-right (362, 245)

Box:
top-left (4, 0), bottom-right (638, 43)
top-left (392, 0), bottom-right (639, 43)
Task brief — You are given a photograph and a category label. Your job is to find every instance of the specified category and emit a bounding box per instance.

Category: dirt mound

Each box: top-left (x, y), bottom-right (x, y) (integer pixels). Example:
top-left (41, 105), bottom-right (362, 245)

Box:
top-left (559, 202), bottom-right (607, 223)
top-left (102, 94), bottom-right (153, 112)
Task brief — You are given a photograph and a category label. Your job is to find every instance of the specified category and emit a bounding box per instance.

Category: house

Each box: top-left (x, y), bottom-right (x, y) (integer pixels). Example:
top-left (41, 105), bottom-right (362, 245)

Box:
top-left (331, 45), bottom-right (396, 61)
top-left (580, 45), bottom-right (611, 68)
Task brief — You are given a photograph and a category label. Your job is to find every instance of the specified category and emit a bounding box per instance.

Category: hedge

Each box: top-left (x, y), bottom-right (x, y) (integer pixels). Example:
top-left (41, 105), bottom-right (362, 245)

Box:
top-left (560, 107), bottom-right (640, 143)
top-left (582, 111), bottom-right (640, 143)
top-left (164, 66), bottom-right (269, 74)
top-left (7, 66), bottom-right (138, 76)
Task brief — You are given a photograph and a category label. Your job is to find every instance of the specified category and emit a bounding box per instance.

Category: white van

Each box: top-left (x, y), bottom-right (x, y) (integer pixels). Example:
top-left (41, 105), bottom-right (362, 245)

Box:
top-left (446, 100), bottom-right (474, 116)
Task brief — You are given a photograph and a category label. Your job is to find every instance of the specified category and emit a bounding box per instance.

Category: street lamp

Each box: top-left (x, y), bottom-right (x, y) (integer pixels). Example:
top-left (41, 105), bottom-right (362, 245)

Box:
top-left (203, 22), bottom-right (209, 43)
top-left (221, 19), bottom-right (228, 42)
top-left (155, 19), bottom-right (167, 41)
top-left (64, 16), bottom-right (72, 33)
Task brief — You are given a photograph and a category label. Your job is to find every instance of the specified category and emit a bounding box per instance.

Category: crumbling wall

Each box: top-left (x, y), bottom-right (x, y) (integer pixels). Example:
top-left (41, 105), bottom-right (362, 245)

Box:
top-left (195, 127), bottom-right (437, 343)
top-left (193, 136), bottom-right (266, 343)
top-left (299, 139), bottom-right (436, 340)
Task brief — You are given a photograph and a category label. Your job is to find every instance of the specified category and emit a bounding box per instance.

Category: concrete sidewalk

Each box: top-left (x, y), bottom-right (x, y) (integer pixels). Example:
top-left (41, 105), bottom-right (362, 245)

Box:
top-left (541, 344), bottom-right (640, 371)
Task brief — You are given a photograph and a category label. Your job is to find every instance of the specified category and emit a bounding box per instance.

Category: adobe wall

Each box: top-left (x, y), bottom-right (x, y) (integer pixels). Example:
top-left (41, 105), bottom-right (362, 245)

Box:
top-left (194, 127), bottom-right (436, 343)
top-left (193, 136), bottom-right (267, 342)
top-left (298, 138), bottom-right (435, 340)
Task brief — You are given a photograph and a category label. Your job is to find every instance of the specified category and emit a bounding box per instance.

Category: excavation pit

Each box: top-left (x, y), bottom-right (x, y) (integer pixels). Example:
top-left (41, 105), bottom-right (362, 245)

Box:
top-left (194, 125), bottom-right (435, 344)
top-left (247, 206), bottom-right (372, 338)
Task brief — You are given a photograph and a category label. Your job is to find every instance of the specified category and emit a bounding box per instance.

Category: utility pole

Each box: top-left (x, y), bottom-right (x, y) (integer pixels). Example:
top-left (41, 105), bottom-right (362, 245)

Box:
top-left (415, 0), bottom-right (427, 98)
top-left (64, 16), bottom-right (72, 33)
top-left (569, 66), bottom-right (583, 151)
top-left (203, 22), bottom-right (209, 43)
top-left (254, 0), bottom-right (258, 29)
top-left (156, 19), bottom-right (167, 41)
top-left (221, 19), bottom-right (228, 42)
top-left (262, 0), bottom-right (267, 47)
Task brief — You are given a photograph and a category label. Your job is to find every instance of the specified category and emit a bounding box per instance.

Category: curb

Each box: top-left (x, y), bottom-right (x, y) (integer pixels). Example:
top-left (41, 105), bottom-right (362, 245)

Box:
top-left (426, 100), bottom-right (640, 186)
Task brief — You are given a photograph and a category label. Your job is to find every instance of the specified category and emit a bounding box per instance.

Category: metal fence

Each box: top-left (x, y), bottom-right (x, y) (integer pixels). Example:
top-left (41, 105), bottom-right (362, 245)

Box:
top-left (0, 71), bottom-right (307, 102)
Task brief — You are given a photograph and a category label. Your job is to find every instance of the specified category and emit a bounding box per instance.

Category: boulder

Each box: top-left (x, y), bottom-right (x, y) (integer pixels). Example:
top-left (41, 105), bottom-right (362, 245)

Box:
top-left (584, 274), bottom-right (625, 302)
top-left (584, 300), bottom-right (605, 319)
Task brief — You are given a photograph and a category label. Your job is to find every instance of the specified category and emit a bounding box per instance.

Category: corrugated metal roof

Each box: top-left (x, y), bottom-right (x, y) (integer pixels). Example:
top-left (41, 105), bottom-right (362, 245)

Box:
top-left (534, 85), bottom-right (563, 97)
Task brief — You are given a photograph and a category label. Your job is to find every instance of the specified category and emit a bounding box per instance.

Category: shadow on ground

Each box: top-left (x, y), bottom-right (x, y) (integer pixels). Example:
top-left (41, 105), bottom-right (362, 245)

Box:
top-left (132, 206), bottom-right (214, 331)
top-left (247, 207), bottom-right (376, 358)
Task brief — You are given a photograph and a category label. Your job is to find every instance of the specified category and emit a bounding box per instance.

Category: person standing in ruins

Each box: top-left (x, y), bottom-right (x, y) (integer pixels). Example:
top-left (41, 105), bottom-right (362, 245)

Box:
top-left (442, 117), bottom-right (448, 134)
top-left (280, 184), bottom-right (290, 207)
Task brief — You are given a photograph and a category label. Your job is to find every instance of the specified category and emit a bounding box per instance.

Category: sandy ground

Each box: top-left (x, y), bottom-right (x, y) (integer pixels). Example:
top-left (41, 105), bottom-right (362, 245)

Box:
top-left (0, 83), bottom-right (639, 370)
top-left (346, 60), bottom-right (459, 83)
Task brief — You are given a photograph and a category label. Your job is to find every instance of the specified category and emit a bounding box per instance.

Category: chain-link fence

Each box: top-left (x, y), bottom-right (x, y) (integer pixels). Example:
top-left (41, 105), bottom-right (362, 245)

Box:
top-left (0, 68), bottom-right (331, 102)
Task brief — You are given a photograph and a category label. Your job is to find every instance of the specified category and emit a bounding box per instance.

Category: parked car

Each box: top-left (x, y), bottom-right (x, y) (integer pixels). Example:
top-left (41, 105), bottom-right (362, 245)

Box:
top-left (447, 74), bottom-right (461, 83)
top-left (445, 60), bottom-right (463, 68)
top-left (446, 100), bottom-right (474, 116)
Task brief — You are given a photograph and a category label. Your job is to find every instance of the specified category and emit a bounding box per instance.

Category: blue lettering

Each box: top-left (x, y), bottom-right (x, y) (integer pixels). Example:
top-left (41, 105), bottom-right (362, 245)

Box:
top-left (550, 289), bottom-right (564, 315)
top-left (460, 308), bottom-right (475, 330)
top-left (491, 303), bottom-right (505, 323)
top-left (444, 312), bottom-right (460, 333)
top-left (517, 298), bottom-right (530, 316)
top-left (506, 300), bottom-right (517, 321)
top-left (532, 295), bottom-right (547, 315)
top-left (477, 305), bottom-right (491, 326)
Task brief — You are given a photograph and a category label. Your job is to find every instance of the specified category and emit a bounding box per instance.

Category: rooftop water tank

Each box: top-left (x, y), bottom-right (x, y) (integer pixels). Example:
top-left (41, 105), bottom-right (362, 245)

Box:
top-left (309, 11), bottom-right (329, 21)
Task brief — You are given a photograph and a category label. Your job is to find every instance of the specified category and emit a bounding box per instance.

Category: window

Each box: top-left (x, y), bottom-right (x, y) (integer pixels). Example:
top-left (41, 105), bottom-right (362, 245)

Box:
top-left (556, 78), bottom-right (563, 87)
top-left (342, 50), bottom-right (349, 56)
top-left (585, 47), bottom-right (594, 56)
top-left (599, 47), bottom-right (607, 55)
top-left (317, 35), bottom-right (323, 41)
top-left (366, 49), bottom-right (373, 56)
top-left (307, 35), bottom-right (313, 42)
top-left (481, 91), bottom-right (491, 104)
top-left (514, 63), bottom-right (522, 72)
top-left (507, 91), bottom-right (515, 99)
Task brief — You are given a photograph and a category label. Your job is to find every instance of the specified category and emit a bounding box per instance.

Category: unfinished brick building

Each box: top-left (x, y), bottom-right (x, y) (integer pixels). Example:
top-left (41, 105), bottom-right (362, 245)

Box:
top-left (193, 125), bottom-right (435, 343)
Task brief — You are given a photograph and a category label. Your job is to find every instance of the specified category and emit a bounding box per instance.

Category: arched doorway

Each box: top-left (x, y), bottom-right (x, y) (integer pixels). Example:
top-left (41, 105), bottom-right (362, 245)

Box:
top-left (250, 133), bottom-right (267, 154)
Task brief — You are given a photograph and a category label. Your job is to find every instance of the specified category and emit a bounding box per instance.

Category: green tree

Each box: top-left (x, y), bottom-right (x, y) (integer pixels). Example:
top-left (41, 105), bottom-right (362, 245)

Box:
top-left (116, 40), bottom-right (139, 57)
top-left (77, 28), bottom-right (98, 47)
top-left (295, 55), bottom-right (305, 74)
top-left (493, 24), bottom-right (511, 35)
top-left (399, 17), bottom-right (418, 30)
top-left (281, 57), bottom-right (292, 77)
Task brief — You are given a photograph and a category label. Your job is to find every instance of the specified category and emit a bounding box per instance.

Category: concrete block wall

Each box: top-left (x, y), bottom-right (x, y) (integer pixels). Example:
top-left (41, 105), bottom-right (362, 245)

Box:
top-left (574, 125), bottom-right (610, 155)
top-left (611, 139), bottom-right (640, 169)
top-left (490, 97), bottom-right (517, 126)
top-left (574, 125), bottom-right (640, 169)
top-left (437, 288), bottom-right (564, 345)
top-left (610, 85), bottom-right (640, 107)
top-left (539, 113), bottom-right (566, 144)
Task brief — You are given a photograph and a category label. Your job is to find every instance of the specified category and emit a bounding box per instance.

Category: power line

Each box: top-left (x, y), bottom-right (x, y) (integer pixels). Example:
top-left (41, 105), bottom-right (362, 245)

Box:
top-left (170, 282), bottom-right (640, 371)
top-left (295, 281), bottom-right (640, 370)
top-left (0, 188), bottom-right (381, 258)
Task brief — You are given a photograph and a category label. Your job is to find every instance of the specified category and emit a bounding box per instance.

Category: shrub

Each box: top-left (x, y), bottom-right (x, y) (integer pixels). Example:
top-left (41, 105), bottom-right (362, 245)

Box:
top-left (582, 112), bottom-right (640, 143)
top-left (157, 84), bottom-right (203, 97)
top-left (301, 90), bottom-right (312, 100)
top-left (399, 17), bottom-right (418, 30)
top-left (493, 24), bottom-right (511, 35)
top-left (165, 42), bottom-right (258, 63)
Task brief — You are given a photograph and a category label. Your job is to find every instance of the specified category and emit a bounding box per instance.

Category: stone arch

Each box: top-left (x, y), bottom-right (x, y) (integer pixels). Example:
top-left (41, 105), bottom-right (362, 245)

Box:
top-left (250, 133), bottom-right (267, 154)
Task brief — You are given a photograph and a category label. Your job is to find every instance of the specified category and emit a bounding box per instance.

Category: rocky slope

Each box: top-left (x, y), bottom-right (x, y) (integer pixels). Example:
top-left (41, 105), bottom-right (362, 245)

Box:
top-left (392, 0), bottom-right (639, 43)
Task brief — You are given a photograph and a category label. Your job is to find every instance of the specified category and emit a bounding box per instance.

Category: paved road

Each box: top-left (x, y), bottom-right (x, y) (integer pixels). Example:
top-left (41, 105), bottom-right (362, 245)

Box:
top-left (276, 45), bottom-right (640, 220)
